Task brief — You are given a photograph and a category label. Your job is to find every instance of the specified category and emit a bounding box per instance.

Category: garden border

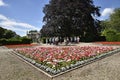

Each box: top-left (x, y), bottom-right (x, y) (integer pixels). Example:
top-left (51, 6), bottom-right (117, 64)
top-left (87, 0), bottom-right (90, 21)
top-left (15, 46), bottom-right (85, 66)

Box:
top-left (9, 47), bottom-right (120, 78)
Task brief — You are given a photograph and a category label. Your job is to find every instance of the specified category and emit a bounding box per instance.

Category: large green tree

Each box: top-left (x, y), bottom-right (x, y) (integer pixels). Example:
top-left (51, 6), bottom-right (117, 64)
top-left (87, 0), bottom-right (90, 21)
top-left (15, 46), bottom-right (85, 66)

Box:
top-left (101, 8), bottom-right (120, 32)
top-left (41, 0), bottom-right (101, 40)
top-left (110, 8), bottom-right (120, 32)
top-left (100, 8), bottom-right (120, 41)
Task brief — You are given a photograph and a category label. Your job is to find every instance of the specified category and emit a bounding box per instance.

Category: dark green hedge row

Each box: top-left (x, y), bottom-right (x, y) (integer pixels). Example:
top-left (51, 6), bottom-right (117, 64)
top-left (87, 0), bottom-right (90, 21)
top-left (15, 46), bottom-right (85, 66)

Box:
top-left (0, 37), bottom-right (32, 45)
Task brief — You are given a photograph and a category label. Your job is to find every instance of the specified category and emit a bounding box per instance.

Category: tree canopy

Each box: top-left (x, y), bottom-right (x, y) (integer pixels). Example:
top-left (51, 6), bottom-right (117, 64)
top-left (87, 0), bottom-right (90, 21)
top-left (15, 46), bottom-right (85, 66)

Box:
top-left (101, 8), bottom-right (120, 32)
top-left (0, 27), bottom-right (20, 39)
top-left (41, 0), bottom-right (101, 40)
top-left (100, 8), bottom-right (120, 41)
top-left (110, 8), bottom-right (120, 32)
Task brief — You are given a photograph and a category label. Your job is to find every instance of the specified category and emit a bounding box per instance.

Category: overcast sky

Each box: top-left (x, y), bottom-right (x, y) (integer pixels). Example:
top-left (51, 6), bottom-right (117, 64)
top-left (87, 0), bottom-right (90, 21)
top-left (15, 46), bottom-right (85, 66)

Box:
top-left (0, 0), bottom-right (120, 36)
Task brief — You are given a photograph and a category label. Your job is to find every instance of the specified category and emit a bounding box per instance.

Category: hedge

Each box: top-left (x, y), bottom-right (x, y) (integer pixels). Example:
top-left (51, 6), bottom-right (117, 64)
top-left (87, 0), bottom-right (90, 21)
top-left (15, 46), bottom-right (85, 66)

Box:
top-left (106, 30), bottom-right (116, 41)
top-left (116, 33), bottom-right (120, 41)
top-left (102, 29), bottom-right (120, 42)
top-left (0, 37), bottom-right (32, 45)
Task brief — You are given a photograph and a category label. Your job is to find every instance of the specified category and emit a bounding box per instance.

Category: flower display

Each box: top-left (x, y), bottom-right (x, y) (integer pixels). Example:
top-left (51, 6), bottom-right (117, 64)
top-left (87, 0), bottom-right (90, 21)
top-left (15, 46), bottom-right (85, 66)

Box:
top-left (14, 46), bottom-right (119, 74)
top-left (95, 42), bottom-right (120, 45)
top-left (5, 44), bottom-right (37, 48)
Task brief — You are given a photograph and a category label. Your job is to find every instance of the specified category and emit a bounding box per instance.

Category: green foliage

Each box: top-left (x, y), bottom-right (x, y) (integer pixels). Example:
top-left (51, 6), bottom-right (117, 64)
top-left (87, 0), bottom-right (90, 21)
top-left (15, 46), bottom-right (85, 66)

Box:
top-left (0, 38), bottom-right (7, 45)
top-left (4, 30), bottom-right (16, 39)
top-left (0, 27), bottom-right (32, 45)
top-left (7, 39), bottom-right (22, 45)
top-left (102, 29), bottom-right (116, 36)
top-left (102, 29), bottom-right (119, 41)
top-left (40, 37), bottom-right (46, 43)
top-left (0, 27), bottom-right (5, 39)
top-left (110, 8), bottom-right (120, 32)
top-left (116, 33), bottom-right (120, 41)
top-left (0, 37), bottom-right (32, 45)
top-left (21, 37), bottom-right (32, 44)
top-left (100, 8), bottom-right (120, 42)
top-left (0, 27), bottom-right (20, 39)
top-left (100, 20), bottom-right (112, 30)
top-left (101, 8), bottom-right (120, 33)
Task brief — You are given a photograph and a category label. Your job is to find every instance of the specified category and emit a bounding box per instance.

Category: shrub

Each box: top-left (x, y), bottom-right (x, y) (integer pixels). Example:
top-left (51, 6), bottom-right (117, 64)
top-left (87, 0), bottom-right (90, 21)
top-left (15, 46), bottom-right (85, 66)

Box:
top-left (40, 37), bottom-right (46, 43)
top-left (0, 37), bottom-right (32, 45)
top-left (102, 29), bottom-right (118, 41)
top-left (116, 33), bottom-right (120, 41)
top-left (0, 38), bottom-right (7, 45)
top-left (7, 39), bottom-right (22, 45)
top-left (21, 37), bottom-right (32, 44)
top-left (106, 31), bottom-right (117, 41)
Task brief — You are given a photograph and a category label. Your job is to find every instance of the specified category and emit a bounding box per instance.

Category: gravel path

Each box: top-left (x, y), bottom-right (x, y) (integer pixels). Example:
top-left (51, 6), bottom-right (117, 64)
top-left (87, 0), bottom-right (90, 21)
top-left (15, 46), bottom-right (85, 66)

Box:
top-left (0, 46), bottom-right (50, 80)
top-left (0, 45), bottom-right (120, 80)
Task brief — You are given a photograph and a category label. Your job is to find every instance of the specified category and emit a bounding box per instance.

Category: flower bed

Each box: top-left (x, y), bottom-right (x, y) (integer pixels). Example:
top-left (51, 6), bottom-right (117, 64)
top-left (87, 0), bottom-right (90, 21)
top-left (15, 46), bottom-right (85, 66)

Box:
top-left (14, 46), bottom-right (120, 75)
top-left (5, 44), bottom-right (37, 48)
top-left (95, 42), bottom-right (120, 45)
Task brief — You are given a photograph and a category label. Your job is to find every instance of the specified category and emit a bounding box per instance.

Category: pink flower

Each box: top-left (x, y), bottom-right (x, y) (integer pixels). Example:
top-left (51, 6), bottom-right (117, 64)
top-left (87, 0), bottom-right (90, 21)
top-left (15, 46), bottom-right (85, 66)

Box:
top-left (15, 45), bottom-right (117, 68)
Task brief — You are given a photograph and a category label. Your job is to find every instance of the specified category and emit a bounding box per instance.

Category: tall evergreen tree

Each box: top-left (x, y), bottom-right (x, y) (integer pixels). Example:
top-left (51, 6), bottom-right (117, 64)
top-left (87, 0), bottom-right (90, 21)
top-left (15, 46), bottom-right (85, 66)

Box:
top-left (41, 0), bottom-right (101, 40)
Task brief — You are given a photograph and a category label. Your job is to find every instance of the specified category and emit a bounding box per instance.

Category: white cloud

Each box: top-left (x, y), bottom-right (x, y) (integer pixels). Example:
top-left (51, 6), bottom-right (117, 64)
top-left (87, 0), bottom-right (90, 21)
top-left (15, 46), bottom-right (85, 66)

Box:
top-left (101, 8), bottom-right (114, 17)
top-left (0, 14), bottom-right (8, 20)
top-left (0, 20), bottom-right (38, 29)
top-left (96, 8), bottom-right (115, 20)
top-left (0, 0), bottom-right (8, 7)
top-left (0, 14), bottom-right (39, 36)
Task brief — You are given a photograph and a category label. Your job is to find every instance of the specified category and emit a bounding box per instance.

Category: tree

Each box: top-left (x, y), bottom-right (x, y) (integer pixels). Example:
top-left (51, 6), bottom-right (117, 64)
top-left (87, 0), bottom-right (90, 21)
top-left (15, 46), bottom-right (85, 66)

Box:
top-left (0, 27), bottom-right (20, 39)
top-left (0, 27), bottom-right (5, 39)
top-left (4, 30), bottom-right (16, 39)
top-left (41, 0), bottom-right (101, 41)
top-left (110, 8), bottom-right (120, 32)
top-left (101, 8), bottom-right (120, 32)
top-left (100, 8), bottom-right (120, 41)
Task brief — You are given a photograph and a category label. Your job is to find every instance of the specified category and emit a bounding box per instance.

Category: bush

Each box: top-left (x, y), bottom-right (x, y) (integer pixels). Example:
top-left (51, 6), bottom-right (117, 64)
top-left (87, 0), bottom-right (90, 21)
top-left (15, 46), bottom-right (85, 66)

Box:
top-left (7, 39), bottom-right (22, 45)
top-left (102, 29), bottom-right (118, 41)
top-left (40, 37), bottom-right (46, 43)
top-left (0, 38), bottom-right (7, 45)
top-left (106, 30), bottom-right (117, 41)
top-left (21, 37), bottom-right (32, 44)
top-left (116, 33), bottom-right (120, 41)
top-left (0, 37), bottom-right (32, 45)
